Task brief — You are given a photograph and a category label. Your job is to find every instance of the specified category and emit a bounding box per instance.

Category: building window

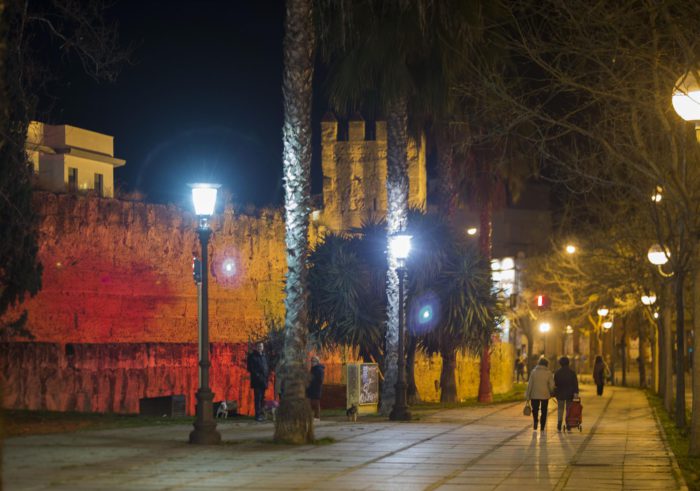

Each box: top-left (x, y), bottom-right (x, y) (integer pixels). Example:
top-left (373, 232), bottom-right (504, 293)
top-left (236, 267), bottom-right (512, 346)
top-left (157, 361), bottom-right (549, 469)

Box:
top-left (94, 173), bottom-right (104, 197)
top-left (68, 167), bottom-right (78, 192)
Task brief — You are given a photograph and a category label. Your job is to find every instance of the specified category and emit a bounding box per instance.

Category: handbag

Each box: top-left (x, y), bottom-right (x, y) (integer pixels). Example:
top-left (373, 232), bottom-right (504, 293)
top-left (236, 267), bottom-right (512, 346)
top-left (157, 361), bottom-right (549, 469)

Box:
top-left (523, 401), bottom-right (532, 416)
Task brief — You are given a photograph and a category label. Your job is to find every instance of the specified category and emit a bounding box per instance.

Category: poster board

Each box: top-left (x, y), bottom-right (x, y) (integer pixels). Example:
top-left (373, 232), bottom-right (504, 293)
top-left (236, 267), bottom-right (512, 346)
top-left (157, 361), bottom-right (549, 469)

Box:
top-left (345, 363), bottom-right (379, 414)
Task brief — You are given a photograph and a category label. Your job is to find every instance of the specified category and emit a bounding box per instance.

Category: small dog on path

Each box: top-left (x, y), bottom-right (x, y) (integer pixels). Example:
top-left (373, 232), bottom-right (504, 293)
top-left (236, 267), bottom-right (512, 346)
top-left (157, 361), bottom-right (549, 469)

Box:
top-left (346, 404), bottom-right (358, 422)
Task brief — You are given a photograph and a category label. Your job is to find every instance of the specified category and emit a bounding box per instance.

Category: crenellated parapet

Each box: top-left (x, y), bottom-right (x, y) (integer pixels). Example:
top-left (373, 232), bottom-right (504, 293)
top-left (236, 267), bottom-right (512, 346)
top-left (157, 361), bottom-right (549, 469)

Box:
top-left (320, 112), bottom-right (426, 233)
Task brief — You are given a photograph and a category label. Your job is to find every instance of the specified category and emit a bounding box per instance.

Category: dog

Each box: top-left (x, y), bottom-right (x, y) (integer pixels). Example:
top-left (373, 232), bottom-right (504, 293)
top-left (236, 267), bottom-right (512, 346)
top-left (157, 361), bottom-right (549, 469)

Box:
top-left (346, 404), bottom-right (358, 422)
top-left (216, 400), bottom-right (238, 419)
top-left (263, 400), bottom-right (279, 421)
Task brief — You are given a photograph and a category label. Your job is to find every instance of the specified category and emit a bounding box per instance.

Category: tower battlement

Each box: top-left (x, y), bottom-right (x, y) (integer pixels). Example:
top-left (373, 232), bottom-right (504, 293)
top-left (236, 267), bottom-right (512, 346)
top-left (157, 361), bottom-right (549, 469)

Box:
top-left (320, 112), bottom-right (426, 233)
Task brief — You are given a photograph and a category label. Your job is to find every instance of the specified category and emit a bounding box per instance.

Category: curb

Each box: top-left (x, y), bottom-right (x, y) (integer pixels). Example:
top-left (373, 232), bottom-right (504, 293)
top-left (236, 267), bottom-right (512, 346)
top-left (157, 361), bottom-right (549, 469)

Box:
top-left (650, 402), bottom-right (689, 491)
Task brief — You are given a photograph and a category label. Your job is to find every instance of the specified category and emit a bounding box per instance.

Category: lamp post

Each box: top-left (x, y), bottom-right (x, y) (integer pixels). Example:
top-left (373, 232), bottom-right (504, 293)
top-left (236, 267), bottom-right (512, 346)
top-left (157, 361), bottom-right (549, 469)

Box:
top-left (602, 320), bottom-right (615, 385)
top-left (189, 183), bottom-right (222, 445)
top-left (389, 234), bottom-right (412, 421)
top-left (539, 322), bottom-right (551, 357)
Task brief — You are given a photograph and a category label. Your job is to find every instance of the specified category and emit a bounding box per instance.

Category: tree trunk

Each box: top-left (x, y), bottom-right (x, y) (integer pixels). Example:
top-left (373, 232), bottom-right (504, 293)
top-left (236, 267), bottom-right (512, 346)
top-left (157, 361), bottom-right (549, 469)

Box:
top-left (440, 347), bottom-right (458, 404)
top-left (657, 313), bottom-right (665, 397)
top-left (274, 0), bottom-right (315, 444)
top-left (675, 271), bottom-right (686, 429)
top-left (689, 265), bottom-right (700, 455)
top-left (638, 323), bottom-right (647, 389)
top-left (477, 195), bottom-right (493, 403)
top-left (663, 282), bottom-right (674, 415)
top-left (650, 321), bottom-right (657, 392)
top-left (621, 318), bottom-right (627, 387)
top-left (380, 95), bottom-right (410, 415)
top-left (406, 334), bottom-right (421, 405)
top-left (435, 129), bottom-right (456, 216)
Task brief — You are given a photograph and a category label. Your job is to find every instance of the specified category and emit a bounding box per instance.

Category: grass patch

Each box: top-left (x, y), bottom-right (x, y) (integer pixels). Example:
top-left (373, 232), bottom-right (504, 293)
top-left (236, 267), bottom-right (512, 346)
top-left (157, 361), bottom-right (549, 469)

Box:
top-left (646, 391), bottom-right (700, 490)
top-left (0, 409), bottom-right (254, 437)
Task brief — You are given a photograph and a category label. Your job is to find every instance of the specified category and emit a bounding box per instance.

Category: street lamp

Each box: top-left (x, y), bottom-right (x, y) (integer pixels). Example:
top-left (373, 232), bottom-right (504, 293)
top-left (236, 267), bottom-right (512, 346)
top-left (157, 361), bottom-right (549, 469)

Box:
top-left (389, 234), bottom-right (412, 421)
top-left (641, 293), bottom-right (657, 306)
top-left (467, 227), bottom-right (478, 236)
top-left (672, 70), bottom-right (700, 139)
top-left (539, 322), bottom-right (551, 356)
top-left (597, 307), bottom-right (609, 317)
top-left (647, 244), bottom-right (673, 278)
top-left (602, 319), bottom-right (615, 385)
top-left (565, 244), bottom-right (576, 254)
top-left (189, 183), bottom-right (222, 445)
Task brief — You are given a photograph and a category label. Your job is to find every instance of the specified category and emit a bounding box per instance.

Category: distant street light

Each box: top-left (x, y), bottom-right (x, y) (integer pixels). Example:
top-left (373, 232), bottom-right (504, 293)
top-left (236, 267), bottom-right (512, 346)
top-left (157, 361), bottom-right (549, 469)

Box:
top-left (188, 183), bottom-right (221, 445)
top-left (539, 322), bottom-right (551, 356)
top-left (602, 321), bottom-right (613, 330)
top-left (389, 233), bottom-right (412, 421)
top-left (565, 244), bottom-right (577, 254)
top-left (467, 227), bottom-right (478, 236)
top-left (597, 307), bottom-right (609, 317)
top-left (651, 186), bottom-right (663, 203)
top-left (641, 293), bottom-right (657, 306)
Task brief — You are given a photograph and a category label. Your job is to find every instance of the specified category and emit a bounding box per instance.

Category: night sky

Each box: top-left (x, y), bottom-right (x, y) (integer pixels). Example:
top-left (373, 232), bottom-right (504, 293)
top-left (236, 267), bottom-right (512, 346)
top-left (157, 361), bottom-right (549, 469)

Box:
top-left (38, 0), bottom-right (310, 209)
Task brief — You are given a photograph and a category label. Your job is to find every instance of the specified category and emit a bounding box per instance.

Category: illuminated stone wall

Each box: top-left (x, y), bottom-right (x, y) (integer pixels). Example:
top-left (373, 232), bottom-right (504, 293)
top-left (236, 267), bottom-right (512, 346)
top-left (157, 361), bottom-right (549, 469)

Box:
top-left (1, 192), bottom-right (285, 415)
top-left (19, 192), bottom-right (286, 343)
top-left (0, 342), bottom-right (274, 416)
top-left (320, 114), bottom-right (427, 233)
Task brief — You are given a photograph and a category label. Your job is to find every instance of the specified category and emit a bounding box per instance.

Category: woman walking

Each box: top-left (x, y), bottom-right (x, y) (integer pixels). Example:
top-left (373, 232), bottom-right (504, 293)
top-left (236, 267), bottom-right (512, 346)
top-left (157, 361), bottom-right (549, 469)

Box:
top-left (593, 355), bottom-right (610, 396)
top-left (525, 358), bottom-right (555, 431)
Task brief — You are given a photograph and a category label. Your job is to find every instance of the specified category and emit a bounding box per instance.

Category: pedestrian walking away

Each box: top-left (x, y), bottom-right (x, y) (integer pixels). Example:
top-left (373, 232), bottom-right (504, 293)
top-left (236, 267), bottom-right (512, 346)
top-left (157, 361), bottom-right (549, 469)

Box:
top-left (525, 357), bottom-right (555, 431)
top-left (515, 356), bottom-right (526, 383)
top-left (592, 355), bottom-right (610, 396)
top-left (306, 356), bottom-right (325, 421)
top-left (554, 356), bottom-right (579, 432)
top-left (247, 342), bottom-right (269, 421)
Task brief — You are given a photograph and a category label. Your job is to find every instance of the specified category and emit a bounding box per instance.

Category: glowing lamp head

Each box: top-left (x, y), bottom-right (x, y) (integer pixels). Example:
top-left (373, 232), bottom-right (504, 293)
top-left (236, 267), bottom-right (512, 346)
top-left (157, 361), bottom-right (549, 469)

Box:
top-left (647, 244), bottom-right (670, 266)
top-left (467, 227), bottom-right (478, 236)
top-left (539, 322), bottom-right (551, 333)
top-left (672, 71), bottom-right (700, 122)
top-left (189, 183), bottom-right (220, 217)
top-left (389, 234), bottom-right (412, 262)
top-left (565, 325), bottom-right (574, 334)
top-left (602, 320), bottom-right (613, 330)
top-left (651, 186), bottom-right (663, 203)
top-left (641, 293), bottom-right (656, 306)
top-left (565, 244), bottom-right (576, 254)
top-left (597, 307), bottom-right (609, 317)
top-left (653, 312), bottom-right (659, 319)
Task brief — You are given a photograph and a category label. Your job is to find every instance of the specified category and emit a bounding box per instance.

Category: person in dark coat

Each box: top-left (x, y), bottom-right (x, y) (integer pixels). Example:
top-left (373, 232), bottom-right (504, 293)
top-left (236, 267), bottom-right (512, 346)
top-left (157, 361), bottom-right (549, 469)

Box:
top-left (592, 355), bottom-right (610, 396)
top-left (554, 356), bottom-right (580, 432)
top-left (306, 356), bottom-right (325, 421)
top-left (247, 342), bottom-right (269, 421)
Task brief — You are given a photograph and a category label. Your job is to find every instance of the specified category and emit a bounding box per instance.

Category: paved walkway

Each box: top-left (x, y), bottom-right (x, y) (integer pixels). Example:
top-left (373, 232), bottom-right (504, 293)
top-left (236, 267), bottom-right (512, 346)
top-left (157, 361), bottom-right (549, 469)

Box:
top-left (3, 386), bottom-right (684, 490)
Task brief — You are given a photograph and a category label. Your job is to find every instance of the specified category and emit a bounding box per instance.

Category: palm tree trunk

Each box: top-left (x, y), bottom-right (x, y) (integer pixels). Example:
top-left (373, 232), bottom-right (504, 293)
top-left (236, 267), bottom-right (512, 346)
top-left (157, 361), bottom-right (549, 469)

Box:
top-left (435, 129), bottom-right (456, 216)
top-left (477, 194), bottom-right (493, 403)
top-left (690, 265), bottom-right (700, 455)
top-left (440, 346), bottom-right (458, 404)
top-left (380, 95), bottom-right (410, 415)
top-left (274, 0), bottom-right (314, 444)
top-left (406, 334), bottom-right (421, 405)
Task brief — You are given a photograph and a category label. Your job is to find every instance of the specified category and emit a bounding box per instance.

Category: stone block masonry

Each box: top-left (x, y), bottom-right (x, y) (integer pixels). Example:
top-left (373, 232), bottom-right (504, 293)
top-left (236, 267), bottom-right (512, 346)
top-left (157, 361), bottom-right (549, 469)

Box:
top-left (2, 192), bottom-right (285, 415)
top-left (0, 342), bottom-right (274, 416)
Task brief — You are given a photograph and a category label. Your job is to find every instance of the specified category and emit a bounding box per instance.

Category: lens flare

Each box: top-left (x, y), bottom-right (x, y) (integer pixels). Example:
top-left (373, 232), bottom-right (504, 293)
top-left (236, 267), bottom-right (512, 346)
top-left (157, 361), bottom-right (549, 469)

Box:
top-left (409, 291), bottom-right (440, 335)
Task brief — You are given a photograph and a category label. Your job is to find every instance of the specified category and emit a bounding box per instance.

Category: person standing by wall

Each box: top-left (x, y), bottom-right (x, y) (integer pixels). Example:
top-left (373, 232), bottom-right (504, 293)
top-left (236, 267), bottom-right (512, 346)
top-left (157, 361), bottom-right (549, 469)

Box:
top-left (593, 355), bottom-right (609, 396)
top-left (306, 356), bottom-right (325, 421)
top-left (247, 342), bottom-right (269, 422)
top-left (554, 356), bottom-right (579, 432)
top-left (525, 358), bottom-right (555, 432)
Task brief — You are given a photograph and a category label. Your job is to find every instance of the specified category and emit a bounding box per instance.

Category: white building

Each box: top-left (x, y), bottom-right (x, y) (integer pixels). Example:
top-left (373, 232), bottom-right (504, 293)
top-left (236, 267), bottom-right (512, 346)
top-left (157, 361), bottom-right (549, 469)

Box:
top-left (26, 122), bottom-right (125, 198)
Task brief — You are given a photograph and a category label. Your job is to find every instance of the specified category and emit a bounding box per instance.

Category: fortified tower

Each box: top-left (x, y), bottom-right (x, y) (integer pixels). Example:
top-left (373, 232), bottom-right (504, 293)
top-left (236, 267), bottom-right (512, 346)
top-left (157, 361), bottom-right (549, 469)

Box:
top-left (320, 113), bottom-right (426, 233)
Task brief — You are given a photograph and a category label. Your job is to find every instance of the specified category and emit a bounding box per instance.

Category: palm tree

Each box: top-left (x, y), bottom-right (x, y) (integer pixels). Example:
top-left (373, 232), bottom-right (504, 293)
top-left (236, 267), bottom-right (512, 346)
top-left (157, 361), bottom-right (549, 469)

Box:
top-left (308, 223), bottom-right (387, 365)
top-left (318, 0), bottom-right (426, 414)
top-left (408, 212), bottom-right (500, 403)
top-left (274, 0), bottom-right (315, 444)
